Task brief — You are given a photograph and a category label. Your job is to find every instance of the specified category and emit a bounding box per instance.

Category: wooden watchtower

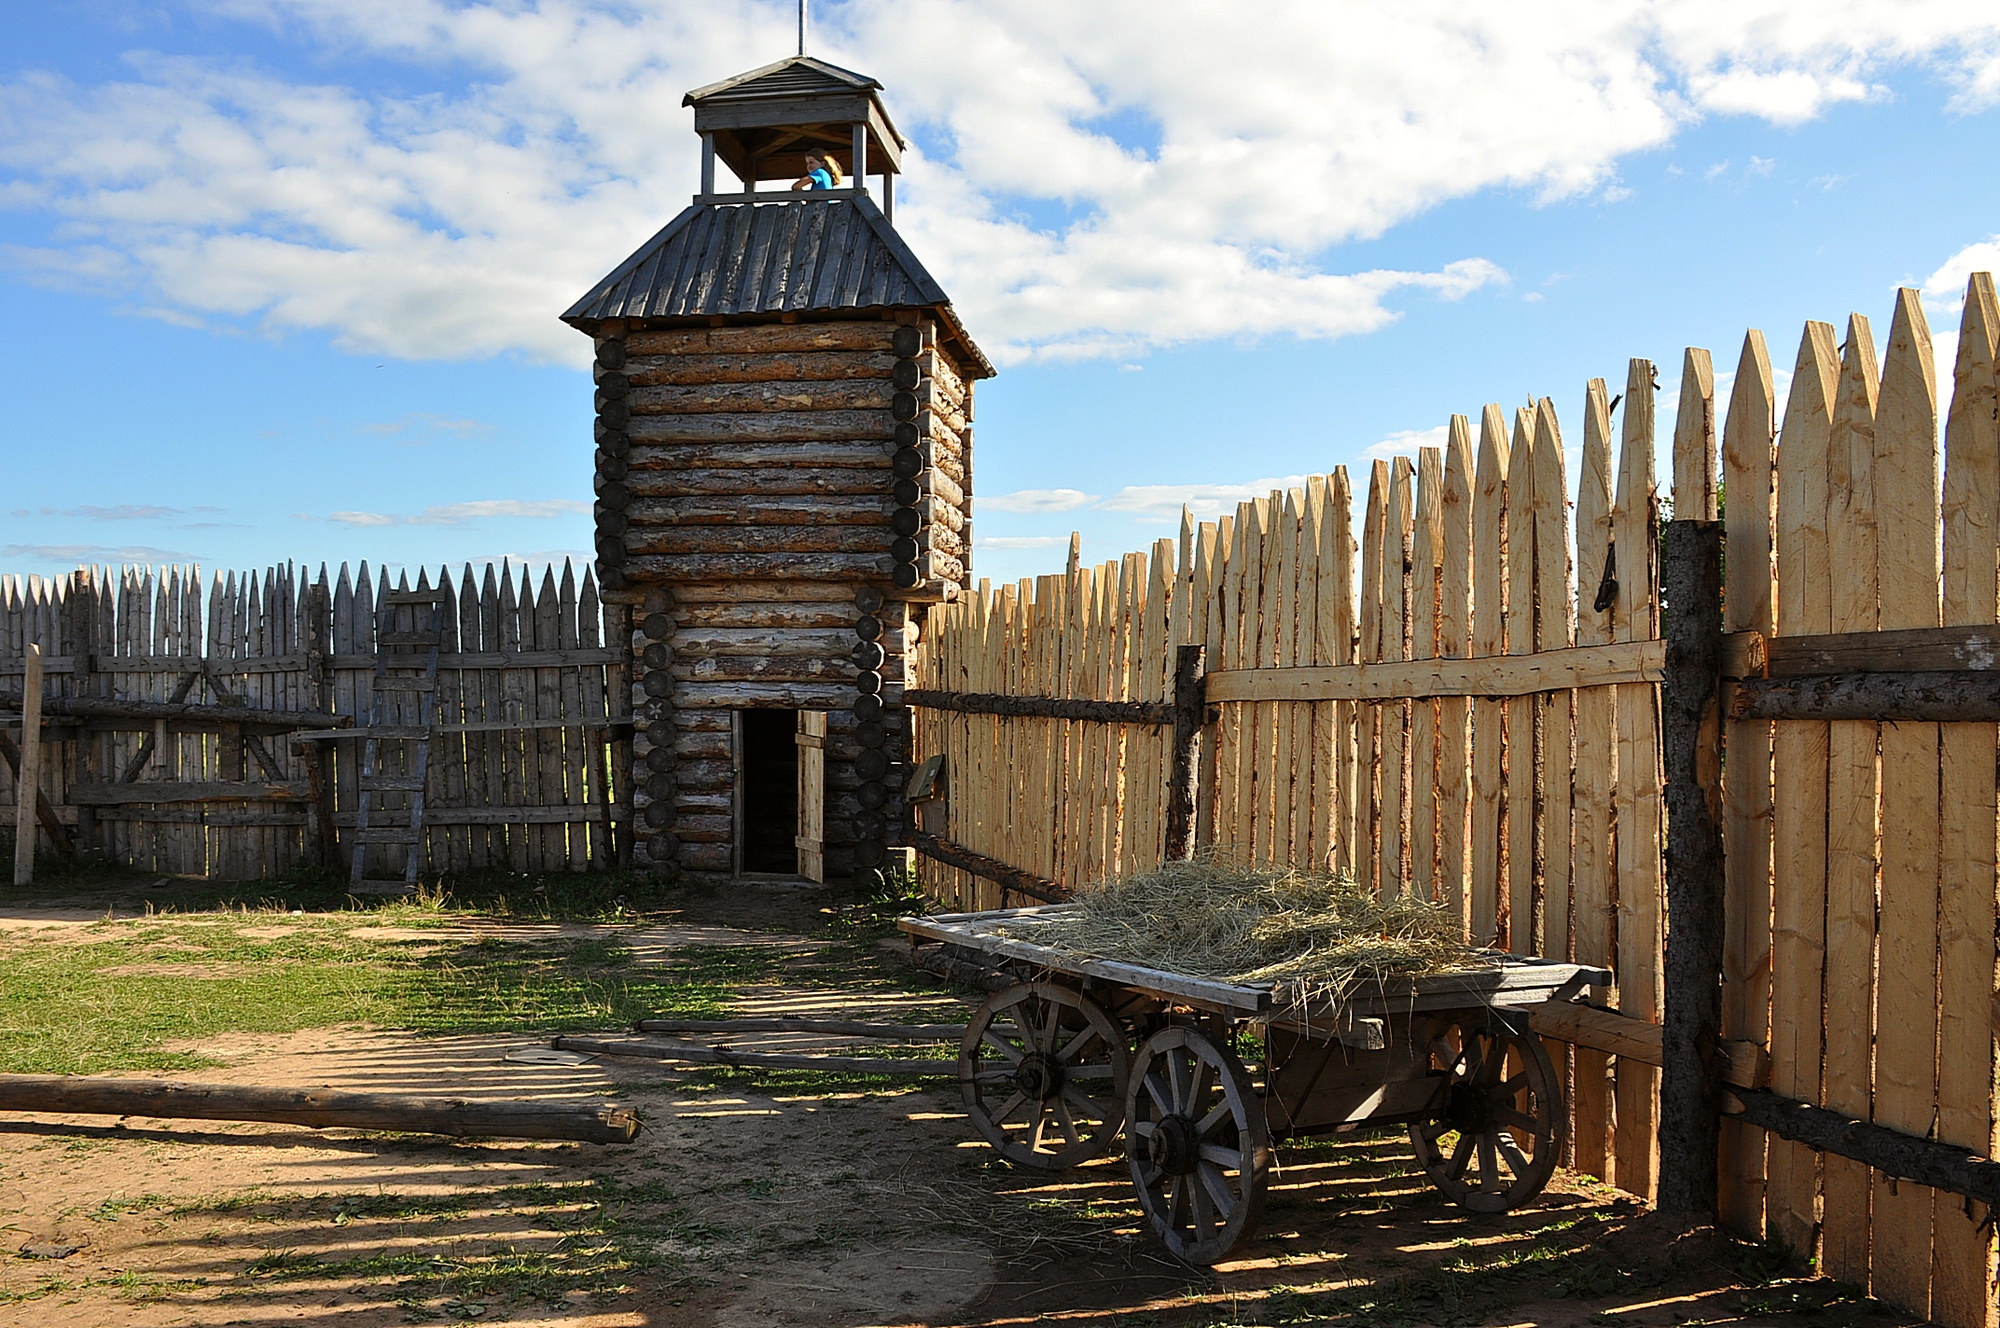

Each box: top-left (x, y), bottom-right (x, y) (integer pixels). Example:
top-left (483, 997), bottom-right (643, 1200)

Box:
top-left (564, 55), bottom-right (991, 886)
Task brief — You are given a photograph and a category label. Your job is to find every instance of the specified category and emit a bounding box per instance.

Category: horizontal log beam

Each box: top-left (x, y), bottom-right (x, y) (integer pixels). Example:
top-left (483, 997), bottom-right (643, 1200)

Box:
top-left (624, 349), bottom-right (895, 386)
top-left (1728, 1085), bottom-right (2000, 1209)
top-left (627, 441), bottom-right (891, 472)
top-left (0, 1074), bottom-right (639, 1143)
top-left (624, 552), bottom-right (892, 582)
top-left (902, 688), bottom-right (1173, 724)
top-left (1728, 671), bottom-right (2000, 721)
top-left (911, 830), bottom-right (1068, 904)
top-left (624, 323), bottom-right (894, 356)
top-left (627, 410), bottom-right (891, 444)
top-left (1763, 624), bottom-right (2000, 676)
top-left (627, 468), bottom-right (889, 499)
top-left (625, 525), bottom-right (890, 556)
top-left (69, 781), bottom-right (309, 805)
top-left (0, 694), bottom-right (350, 729)
top-left (628, 380), bottom-right (891, 414)
top-left (552, 1035), bottom-right (947, 1076)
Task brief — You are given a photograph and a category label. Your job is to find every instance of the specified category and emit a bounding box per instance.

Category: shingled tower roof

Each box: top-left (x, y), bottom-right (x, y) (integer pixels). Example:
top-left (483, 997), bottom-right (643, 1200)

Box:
top-left (562, 56), bottom-right (991, 377)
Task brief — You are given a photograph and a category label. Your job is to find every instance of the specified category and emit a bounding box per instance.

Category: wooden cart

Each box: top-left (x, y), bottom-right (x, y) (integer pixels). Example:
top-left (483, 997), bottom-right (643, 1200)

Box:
top-left (901, 905), bottom-right (1612, 1264)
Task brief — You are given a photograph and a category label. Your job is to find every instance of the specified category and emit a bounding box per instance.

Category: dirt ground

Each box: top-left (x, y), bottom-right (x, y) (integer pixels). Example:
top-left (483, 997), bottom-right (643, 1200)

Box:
top-left (0, 882), bottom-right (1930, 1328)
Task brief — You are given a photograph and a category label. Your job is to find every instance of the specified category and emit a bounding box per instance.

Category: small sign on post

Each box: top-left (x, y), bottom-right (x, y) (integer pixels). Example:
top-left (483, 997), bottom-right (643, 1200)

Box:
top-left (13, 643), bottom-right (42, 886)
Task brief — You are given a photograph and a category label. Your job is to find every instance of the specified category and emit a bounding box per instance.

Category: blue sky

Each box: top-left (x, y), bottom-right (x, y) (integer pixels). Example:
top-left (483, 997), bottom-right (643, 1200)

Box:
top-left (4, 1), bottom-right (1999, 588)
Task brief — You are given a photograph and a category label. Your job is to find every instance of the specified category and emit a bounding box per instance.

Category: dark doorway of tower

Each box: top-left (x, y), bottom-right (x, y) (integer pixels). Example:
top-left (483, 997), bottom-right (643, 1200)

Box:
top-left (735, 709), bottom-right (827, 881)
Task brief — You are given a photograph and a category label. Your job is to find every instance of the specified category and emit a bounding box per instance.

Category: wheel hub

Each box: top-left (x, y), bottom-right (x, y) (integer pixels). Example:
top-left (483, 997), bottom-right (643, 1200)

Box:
top-left (1146, 1113), bottom-right (1200, 1175)
top-left (1014, 1052), bottom-right (1064, 1101)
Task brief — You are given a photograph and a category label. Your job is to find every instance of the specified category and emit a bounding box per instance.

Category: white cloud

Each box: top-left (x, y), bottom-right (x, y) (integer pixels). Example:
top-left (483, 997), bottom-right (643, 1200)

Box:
top-left (979, 487), bottom-right (1099, 513)
top-left (4, 542), bottom-right (200, 562)
top-left (3, 1), bottom-right (2000, 362)
top-left (1096, 475), bottom-right (1316, 520)
top-left (1365, 425), bottom-right (1451, 460)
top-left (977, 535), bottom-right (1070, 549)
top-left (327, 499), bottom-right (589, 526)
top-left (1926, 237), bottom-right (2000, 313)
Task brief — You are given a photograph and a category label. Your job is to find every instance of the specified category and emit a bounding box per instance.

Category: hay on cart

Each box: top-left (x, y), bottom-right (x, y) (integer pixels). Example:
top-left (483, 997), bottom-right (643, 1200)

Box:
top-left (998, 858), bottom-right (1476, 1001)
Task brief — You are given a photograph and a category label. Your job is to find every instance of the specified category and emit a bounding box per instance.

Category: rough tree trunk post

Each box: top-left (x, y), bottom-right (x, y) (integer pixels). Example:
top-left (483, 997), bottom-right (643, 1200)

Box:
top-left (1659, 520), bottom-right (1727, 1217)
top-left (1165, 644), bottom-right (1208, 861)
top-left (12, 644), bottom-right (42, 886)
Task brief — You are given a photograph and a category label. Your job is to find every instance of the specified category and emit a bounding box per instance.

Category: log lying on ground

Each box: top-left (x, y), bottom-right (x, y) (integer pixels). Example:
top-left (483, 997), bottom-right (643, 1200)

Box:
top-left (633, 1017), bottom-right (967, 1040)
top-left (906, 945), bottom-right (1018, 993)
top-left (555, 1035), bottom-right (950, 1077)
top-left (0, 1075), bottom-right (639, 1143)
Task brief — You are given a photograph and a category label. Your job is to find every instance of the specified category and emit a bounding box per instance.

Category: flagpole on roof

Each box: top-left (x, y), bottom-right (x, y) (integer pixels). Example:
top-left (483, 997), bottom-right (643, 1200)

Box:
top-left (799, 0), bottom-right (809, 56)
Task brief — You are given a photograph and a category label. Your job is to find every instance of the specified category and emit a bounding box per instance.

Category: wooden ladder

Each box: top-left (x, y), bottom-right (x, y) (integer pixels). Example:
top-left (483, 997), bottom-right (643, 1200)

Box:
top-left (349, 587), bottom-right (447, 886)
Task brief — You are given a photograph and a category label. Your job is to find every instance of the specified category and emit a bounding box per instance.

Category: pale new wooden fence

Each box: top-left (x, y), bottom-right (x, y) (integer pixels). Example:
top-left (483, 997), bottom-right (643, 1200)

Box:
top-left (914, 367), bottom-right (1669, 1197)
top-left (1, 561), bottom-right (630, 879)
top-left (912, 277), bottom-right (2000, 1327)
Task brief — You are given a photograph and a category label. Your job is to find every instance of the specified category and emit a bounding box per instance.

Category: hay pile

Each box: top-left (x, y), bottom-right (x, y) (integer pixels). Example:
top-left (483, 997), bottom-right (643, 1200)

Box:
top-left (1003, 858), bottom-right (1472, 998)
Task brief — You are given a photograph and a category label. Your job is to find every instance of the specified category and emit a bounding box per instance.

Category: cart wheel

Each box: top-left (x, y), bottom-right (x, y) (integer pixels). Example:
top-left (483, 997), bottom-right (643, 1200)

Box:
top-left (1408, 1013), bottom-right (1565, 1213)
top-left (959, 982), bottom-right (1130, 1170)
top-left (1125, 1027), bottom-right (1272, 1265)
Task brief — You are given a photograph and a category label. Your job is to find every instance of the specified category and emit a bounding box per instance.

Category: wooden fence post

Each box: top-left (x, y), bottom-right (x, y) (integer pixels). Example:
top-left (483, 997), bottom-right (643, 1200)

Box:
top-left (1166, 644), bottom-right (1207, 861)
top-left (13, 644), bottom-right (43, 886)
top-left (1659, 520), bottom-right (1726, 1216)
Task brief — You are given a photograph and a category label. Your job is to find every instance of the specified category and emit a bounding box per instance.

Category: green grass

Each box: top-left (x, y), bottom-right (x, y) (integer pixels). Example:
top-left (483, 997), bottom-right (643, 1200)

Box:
top-left (0, 915), bottom-right (771, 1075)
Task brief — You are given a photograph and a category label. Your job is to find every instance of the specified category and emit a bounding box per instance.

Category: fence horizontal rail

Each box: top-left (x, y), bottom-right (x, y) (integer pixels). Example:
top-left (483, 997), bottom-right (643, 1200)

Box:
top-left (0, 693), bottom-right (351, 729)
top-left (902, 689), bottom-right (1175, 725)
top-left (1727, 1087), bottom-right (2000, 1211)
top-left (911, 829), bottom-right (1068, 903)
top-left (1728, 671), bottom-right (2000, 722)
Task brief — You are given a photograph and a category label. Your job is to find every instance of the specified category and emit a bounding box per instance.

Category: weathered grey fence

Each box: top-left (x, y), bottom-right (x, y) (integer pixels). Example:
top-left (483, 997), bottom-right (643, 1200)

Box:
top-left (0, 561), bottom-right (631, 879)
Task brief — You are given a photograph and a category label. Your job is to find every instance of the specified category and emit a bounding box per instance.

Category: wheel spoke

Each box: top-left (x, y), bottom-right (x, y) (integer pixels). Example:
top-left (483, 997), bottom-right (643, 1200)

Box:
top-left (1167, 1046), bottom-right (1191, 1111)
top-left (1060, 1082), bottom-right (1105, 1124)
top-left (1190, 1168), bottom-right (1217, 1241)
top-left (1198, 1142), bottom-right (1242, 1170)
top-left (1478, 1132), bottom-right (1500, 1190)
top-left (1196, 1100), bottom-right (1233, 1137)
top-left (1144, 1068), bottom-right (1173, 1116)
top-left (990, 1090), bottom-right (1028, 1125)
top-left (1130, 1117), bottom-right (1157, 1138)
top-left (1058, 1022), bottom-right (1104, 1064)
top-left (1063, 1064), bottom-right (1116, 1079)
top-left (1500, 1072), bottom-right (1529, 1097)
top-left (1497, 1107), bottom-right (1542, 1135)
top-left (1036, 1003), bottom-right (1062, 1053)
top-left (1167, 1173), bottom-right (1187, 1230)
top-left (1446, 1130), bottom-right (1474, 1180)
top-left (979, 1029), bottom-right (1026, 1064)
top-left (1198, 1160), bottom-right (1236, 1218)
top-left (1480, 1039), bottom-right (1510, 1084)
top-left (1052, 1093), bottom-right (1083, 1149)
top-left (1187, 1055), bottom-right (1214, 1112)
top-left (1496, 1130), bottom-right (1532, 1177)
top-left (1027, 1099), bottom-right (1051, 1151)
top-left (971, 1067), bottom-right (1017, 1084)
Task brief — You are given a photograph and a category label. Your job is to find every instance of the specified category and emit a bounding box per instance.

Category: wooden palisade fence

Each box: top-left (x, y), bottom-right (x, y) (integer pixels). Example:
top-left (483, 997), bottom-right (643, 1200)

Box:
top-left (910, 278), bottom-right (2000, 1326)
top-left (1, 560), bottom-right (630, 879)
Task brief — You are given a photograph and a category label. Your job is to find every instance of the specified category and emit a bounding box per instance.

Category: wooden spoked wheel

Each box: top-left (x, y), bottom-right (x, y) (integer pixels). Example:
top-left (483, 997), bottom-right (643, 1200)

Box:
top-left (1408, 1014), bottom-right (1565, 1213)
top-left (959, 982), bottom-right (1130, 1170)
top-left (1125, 1027), bottom-right (1272, 1265)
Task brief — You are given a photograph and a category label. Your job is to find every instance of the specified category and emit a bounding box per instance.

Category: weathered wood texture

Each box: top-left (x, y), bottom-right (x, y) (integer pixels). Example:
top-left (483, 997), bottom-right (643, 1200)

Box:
top-left (0, 1073), bottom-right (640, 1143)
top-left (0, 561), bottom-right (627, 879)
top-left (1659, 520), bottom-right (1726, 1216)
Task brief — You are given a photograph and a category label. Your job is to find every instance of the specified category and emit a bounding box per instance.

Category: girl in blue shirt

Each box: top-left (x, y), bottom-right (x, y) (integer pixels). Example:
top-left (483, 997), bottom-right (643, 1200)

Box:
top-left (792, 153), bottom-right (843, 191)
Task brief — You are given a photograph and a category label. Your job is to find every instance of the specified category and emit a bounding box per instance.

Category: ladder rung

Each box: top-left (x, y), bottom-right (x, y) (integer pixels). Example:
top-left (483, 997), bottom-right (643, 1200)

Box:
top-left (376, 631), bottom-right (442, 646)
top-left (361, 775), bottom-right (426, 791)
top-left (382, 590), bottom-right (449, 606)
top-left (352, 827), bottom-right (420, 844)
